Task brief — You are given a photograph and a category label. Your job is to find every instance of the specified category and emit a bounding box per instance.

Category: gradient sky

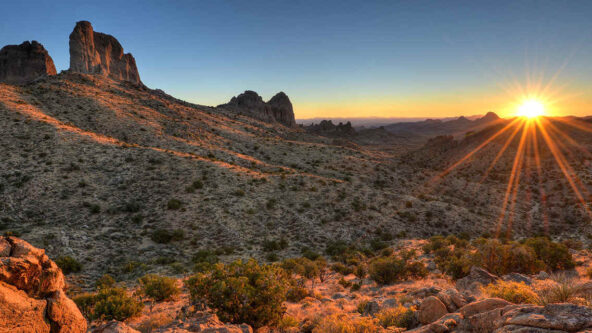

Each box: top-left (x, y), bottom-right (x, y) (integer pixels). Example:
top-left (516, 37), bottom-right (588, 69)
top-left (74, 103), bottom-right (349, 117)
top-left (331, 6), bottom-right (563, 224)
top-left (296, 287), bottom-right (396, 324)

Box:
top-left (2, 0), bottom-right (592, 119)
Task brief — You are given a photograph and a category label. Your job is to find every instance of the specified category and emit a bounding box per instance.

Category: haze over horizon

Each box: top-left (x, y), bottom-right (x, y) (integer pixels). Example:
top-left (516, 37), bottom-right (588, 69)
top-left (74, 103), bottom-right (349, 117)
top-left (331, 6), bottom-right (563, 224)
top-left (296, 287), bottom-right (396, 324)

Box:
top-left (2, 0), bottom-right (592, 119)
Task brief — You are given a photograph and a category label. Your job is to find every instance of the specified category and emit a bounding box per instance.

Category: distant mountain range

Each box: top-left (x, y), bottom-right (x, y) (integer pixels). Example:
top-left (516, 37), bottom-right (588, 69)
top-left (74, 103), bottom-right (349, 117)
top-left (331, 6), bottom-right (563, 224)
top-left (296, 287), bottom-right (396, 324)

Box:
top-left (297, 114), bottom-right (488, 127)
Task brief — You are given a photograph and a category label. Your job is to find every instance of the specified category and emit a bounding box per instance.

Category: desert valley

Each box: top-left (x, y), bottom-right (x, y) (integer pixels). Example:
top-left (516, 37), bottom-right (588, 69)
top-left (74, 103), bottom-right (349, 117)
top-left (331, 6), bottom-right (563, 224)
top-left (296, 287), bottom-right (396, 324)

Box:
top-left (2, 8), bottom-right (592, 333)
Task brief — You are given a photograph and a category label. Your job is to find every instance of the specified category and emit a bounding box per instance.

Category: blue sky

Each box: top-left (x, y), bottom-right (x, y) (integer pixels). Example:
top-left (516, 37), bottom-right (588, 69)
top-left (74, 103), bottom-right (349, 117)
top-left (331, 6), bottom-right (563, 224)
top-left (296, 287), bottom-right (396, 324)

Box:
top-left (2, 0), bottom-right (592, 118)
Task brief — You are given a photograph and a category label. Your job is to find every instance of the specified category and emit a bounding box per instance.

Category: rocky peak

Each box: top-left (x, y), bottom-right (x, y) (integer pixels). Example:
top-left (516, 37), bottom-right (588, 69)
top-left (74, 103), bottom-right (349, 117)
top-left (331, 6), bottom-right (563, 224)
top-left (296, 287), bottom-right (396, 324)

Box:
top-left (220, 90), bottom-right (297, 127)
top-left (267, 91), bottom-right (296, 127)
top-left (0, 41), bottom-right (56, 84)
top-left (481, 111), bottom-right (500, 122)
top-left (69, 21), bottom-right (141, 84)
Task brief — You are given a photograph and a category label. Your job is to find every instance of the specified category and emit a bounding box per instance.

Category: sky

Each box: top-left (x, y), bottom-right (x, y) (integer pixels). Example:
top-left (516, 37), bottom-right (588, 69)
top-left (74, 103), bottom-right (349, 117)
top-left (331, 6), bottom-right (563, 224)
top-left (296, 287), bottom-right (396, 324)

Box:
top-left (2, 0), bottom-right (592, 119)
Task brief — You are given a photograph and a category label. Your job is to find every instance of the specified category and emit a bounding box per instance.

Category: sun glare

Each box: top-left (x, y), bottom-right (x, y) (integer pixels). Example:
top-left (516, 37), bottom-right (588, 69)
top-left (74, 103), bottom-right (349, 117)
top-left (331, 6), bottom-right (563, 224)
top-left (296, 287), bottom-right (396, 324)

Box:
top-left (517, 100), bottom-right (545, 118)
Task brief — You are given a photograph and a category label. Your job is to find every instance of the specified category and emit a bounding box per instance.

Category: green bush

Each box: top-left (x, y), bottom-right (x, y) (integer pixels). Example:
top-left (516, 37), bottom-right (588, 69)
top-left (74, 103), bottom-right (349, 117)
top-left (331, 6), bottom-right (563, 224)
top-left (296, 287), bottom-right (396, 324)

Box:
top-left (430, 237), bottom-right (574, 279)
top-left (139, 274), bottom-right (180, 302)
top-left (96, 274), bottom-right (116, 289)
top-left (523, 237), bottom-right (575, 271)
top-left (167, 198), bottom-right (182, 210)
top-left (186, 259), bottom-right (288, 328)
top-left (151, 228), bottom-right (184, 243)
top-left (376, 306), bottom-right (417, 329)
top-left (55, 256), bottom-right (82, 275)
top-left (74, 287), bottom-right (143, 321)
top-left (369, 255), bottom-right (427, 285)
top-left (482, 281), bottom-right (539, 304)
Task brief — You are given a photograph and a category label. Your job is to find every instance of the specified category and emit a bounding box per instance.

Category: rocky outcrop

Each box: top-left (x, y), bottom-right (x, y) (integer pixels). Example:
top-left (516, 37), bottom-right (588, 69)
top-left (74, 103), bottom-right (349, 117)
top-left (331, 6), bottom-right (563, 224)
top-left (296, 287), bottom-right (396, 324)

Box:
top-left (69, 21), bottom-right (141, 84)
top-left (418, 296), bottom-right (448, 324)
top-left (305, 120), bottom-right (357, 137)
top-left (0, 236), bottom-right (87, 333)
top-left (0, 41), bottom-right (57, 84)
top-left (219, 90), bottom-right (296, 127)
top-left (267, 92), bottom-right (296, 127)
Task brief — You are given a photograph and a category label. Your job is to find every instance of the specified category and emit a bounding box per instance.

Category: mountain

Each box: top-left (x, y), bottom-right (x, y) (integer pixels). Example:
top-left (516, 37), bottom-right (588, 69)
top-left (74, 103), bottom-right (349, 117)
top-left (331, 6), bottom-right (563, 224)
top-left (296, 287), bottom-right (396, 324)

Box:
top-left (383, 112), bottom-right (501, 138)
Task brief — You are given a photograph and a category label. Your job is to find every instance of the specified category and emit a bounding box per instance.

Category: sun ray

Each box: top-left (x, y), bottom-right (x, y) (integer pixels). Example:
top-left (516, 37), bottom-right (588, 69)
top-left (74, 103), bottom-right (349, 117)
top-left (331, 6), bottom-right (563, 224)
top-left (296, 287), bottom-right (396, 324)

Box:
top-left (535, 118), bottom-right (591, 217)
top-left (495, 118), bottom-right (530, 238)
top-left (478, 118), bottom-right (526, 183)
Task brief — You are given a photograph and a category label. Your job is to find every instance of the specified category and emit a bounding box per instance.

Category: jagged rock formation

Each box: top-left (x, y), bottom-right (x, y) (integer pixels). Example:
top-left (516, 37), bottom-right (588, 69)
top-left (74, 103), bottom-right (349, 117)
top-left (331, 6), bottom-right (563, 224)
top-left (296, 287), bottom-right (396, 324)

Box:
top-left (220, 90), bottom-right (296, 127)
top-left (69, 21), bottom-right (141, 84)
top-left (305, 120), bottom-right (356, 137)
top-left (0, 236), bottom-right (87, 332)
top-left (0, 41), bottom-right (56, 84)
top-left (267, 92), bottom-right (296, 127)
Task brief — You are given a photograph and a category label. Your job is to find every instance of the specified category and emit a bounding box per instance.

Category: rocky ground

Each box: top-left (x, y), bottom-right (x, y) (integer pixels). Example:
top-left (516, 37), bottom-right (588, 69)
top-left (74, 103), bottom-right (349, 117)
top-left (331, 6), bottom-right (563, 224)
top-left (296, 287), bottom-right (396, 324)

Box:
top-left (5, 236), bottom-right (592, 333)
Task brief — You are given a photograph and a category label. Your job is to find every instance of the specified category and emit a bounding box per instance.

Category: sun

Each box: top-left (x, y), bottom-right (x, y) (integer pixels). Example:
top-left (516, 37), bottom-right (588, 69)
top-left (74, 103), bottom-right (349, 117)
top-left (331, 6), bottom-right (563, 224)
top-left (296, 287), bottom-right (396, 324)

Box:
top-left (517, 99), bottom-right (545, 118)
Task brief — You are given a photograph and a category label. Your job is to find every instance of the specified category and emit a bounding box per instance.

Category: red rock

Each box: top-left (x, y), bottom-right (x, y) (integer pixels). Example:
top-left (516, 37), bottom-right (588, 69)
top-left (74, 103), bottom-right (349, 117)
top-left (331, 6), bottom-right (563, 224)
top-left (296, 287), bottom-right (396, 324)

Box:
top-left (0, 41), bottom-right (56, 84)
top-left (69, 21), bottom-right (141, 84)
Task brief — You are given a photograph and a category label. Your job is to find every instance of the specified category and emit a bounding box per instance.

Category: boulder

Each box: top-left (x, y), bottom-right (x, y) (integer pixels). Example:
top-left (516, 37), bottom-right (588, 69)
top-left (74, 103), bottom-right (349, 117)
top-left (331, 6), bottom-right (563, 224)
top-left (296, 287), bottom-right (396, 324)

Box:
top-left (0, 236), bottom-right (87, 332)
top-left (418, 296), bottom-right (448, 324)
top-left (409, 286), bottom-right (442, 298)
top-left (502, 273), bottom-right (532, 285)
top-left (536, 271), bottom-right (550, 280)
top-left (408, 313), bottom-right (463, 333)
top-left (436, 288), bottom-right (467, 312)
top-left (0, 41), bottom-right (57, 84)
top-left (459, 298), bottom-right (512, 318)
top-left (456, 266), bottom-right (500, 292)
top-left (498, 304), bottom-right (592, 332)
top-left (69, 21), bottom-right (141, 84)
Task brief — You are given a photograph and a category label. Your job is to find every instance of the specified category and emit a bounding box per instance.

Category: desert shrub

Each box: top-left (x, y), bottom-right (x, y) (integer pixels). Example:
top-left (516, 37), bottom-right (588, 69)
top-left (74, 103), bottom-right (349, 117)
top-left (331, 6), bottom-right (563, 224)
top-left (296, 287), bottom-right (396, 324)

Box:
top-left (422, 235), bottom-right (448, 253)
top-left (482, 281), bottom-right (539, 304)
top-left (55, 256), bottom-right (82, 275)
top-left (312, 313), bottom-right (380, 333)
top-left (537, 274), bottom-right (586, 304)
top-left (332, 263), bottom-right (354, 275)
top-left (93, 287), bottom-right (144, 321)
top-left (96, 274), bottom-right (116, 289)
top-left (138, 274), bottom-right (180, 302)
top-left (368, 255), bottom-right (427, 285)
top-left (301, 248), bottom-right (321, 260)
top-left (523, 237), bottom-right (575, 271)
top-left (338, 277), bottom-right (353, 288)
top-left (375, 306), bottom-right (417, 329)
top-left (286, 282), bottom-right (310, 302)
top-left (262, 238), bottom-right (288, 252)
top-left (278, 315), bottom-right (299, 330)
top-left (74, 287), bottom-right (143, 321)
top-left (73, 293), bottom-right (96, 319)
top-left (473, 239), bottom-right (544, 276)
top-left (166, 198), bottom-right (182, 210)
top-left (151, 228), bottom-right (184, 243)
top-left (185, 259), bottom-right (288, 328)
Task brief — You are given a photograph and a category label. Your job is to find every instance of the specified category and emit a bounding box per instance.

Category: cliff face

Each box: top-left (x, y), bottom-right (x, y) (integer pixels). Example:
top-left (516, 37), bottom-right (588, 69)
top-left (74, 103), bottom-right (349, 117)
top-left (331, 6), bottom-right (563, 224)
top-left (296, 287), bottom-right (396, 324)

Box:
top-left (69, 21), bottom-right (141, 84)
top-left (221, 90), bottom-right (296, 127)
top-left (0, 41), bottom-right (56, 84)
